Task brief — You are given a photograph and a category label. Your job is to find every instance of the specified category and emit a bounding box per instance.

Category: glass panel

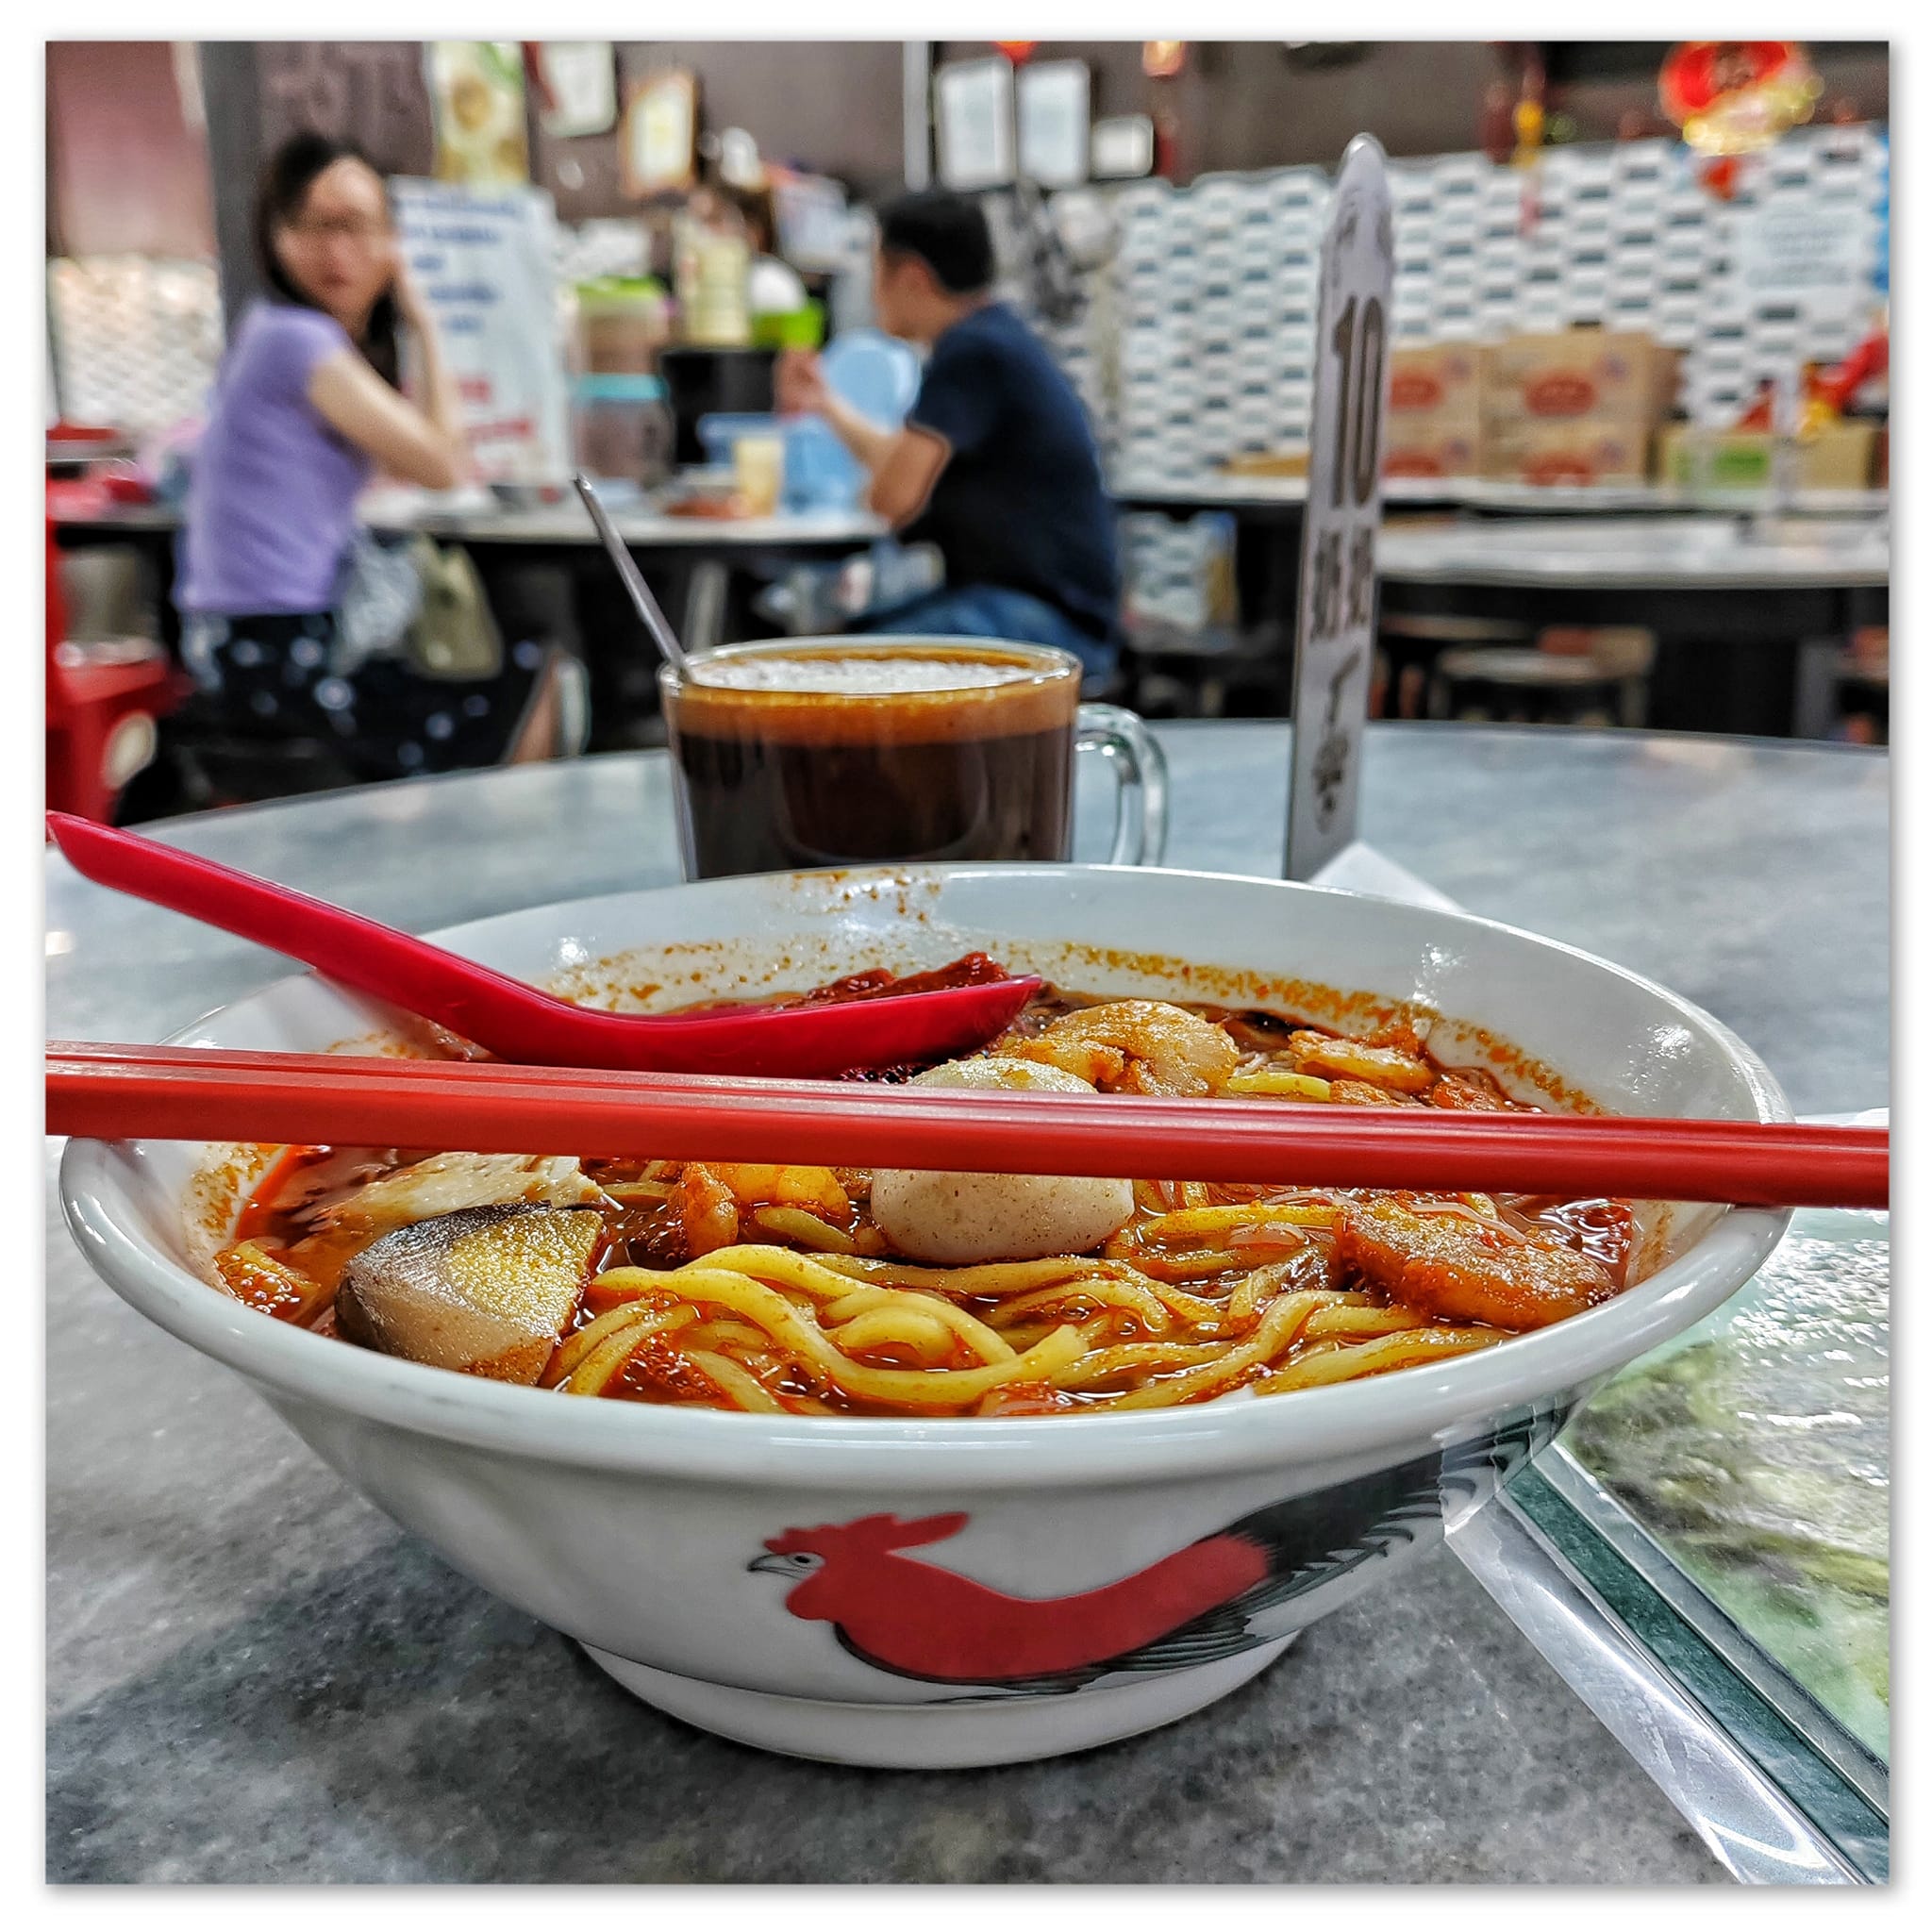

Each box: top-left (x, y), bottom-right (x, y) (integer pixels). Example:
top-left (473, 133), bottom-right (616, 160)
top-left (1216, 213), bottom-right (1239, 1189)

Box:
top-left (1559, 1207), bottom-right (1890, 1767)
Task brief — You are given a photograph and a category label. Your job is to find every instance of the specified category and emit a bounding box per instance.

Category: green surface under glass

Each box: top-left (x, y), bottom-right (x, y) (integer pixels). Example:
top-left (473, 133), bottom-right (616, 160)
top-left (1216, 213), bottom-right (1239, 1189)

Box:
top-left (1562, 1209), bottom-right (1890, 1763)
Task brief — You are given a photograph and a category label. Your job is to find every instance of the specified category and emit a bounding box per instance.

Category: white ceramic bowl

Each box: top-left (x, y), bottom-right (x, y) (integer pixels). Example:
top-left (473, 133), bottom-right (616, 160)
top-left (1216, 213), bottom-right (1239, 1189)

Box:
top-left (61, 864), bottom-right (1790, 1768)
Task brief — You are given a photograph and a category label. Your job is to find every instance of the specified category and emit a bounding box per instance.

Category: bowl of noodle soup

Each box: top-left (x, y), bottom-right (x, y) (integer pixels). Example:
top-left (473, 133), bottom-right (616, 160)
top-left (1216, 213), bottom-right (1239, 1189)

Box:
top-left (61, 863), bottom-right (1790, 1768)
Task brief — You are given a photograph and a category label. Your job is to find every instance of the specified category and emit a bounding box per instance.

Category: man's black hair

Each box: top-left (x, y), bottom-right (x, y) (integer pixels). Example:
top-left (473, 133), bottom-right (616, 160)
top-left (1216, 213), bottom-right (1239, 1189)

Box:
top-left (875, 190), bottom-right (995, 295)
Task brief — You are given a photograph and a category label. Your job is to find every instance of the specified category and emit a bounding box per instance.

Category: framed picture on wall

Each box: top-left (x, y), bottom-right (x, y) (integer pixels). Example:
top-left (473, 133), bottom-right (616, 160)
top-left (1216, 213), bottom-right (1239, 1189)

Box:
top-left (425, 42), bottom-right (530, 189)
top-left (622, 69), bottom-right (699, 198)
top-left (531, 42), bottom-right (617, 141)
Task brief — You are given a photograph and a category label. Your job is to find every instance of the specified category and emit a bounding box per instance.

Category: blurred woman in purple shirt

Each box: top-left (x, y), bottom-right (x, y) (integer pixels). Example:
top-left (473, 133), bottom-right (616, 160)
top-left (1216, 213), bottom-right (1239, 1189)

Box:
top-left (174, 133), bottom-right (559, 785)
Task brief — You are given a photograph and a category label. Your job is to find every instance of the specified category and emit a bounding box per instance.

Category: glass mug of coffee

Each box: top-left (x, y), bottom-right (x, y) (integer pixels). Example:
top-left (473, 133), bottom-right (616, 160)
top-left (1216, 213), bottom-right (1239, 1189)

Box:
top-left (660, 638), bottom-right (1167, 880)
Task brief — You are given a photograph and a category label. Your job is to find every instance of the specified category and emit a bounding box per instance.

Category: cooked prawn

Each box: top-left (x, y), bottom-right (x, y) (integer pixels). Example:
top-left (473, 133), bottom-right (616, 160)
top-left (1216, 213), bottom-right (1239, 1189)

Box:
top-left (1287, 1029), bottom-right (1435, 1092)
top-left (702, 1162), bottom-right (853, 1223)
top-left (670, 1160), bottom-right (855, 1260)
top-left (1327, 1079), bottom-right (1425, 1108)
top-left (673, 1162), bottom-right (740, 1257)
top-left (1428, 1071), bottom-right (1516, 1112)
top-left (1011, 999), bottom-right (1241, 1097)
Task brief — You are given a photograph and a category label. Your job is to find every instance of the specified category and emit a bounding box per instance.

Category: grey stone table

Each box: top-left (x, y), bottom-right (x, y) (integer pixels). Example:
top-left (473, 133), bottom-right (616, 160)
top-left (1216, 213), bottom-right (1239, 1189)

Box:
top-left (44, 724), bottom-right (1888, 1883)
top-left (1113, 471), bottom-right (1890, 520)
top-left (50, 495), bottom-right (888, 551)
top-left (1376, 513), bottom-right (1890, 591)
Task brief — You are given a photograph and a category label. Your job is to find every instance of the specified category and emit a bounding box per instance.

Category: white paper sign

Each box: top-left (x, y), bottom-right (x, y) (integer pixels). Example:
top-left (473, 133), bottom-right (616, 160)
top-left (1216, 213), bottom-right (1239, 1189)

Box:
top-left (537, 42), bottom-right (617, 141)
top-left (1091, 114), bottom-right (1154, 180)
top-left (773, 172), bottom-right (854, 275)
top-left (937, 58), bottom-right (1015, 192)
top-left (1736, 199), bottom-right (1875, 308)
top-left (1017, 60), bottom-right (1090, 188)
top-left (1285, 135), bottom-right (1395, 881)
top-left (391, 178), bottom-right (572, 486)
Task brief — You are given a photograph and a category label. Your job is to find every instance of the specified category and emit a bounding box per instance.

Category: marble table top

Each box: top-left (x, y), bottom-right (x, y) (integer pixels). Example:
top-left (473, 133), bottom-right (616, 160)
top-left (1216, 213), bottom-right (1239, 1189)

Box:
top-left (59, 486), bottom-right (1890, 553)
top-left (1375, 513), bottom-right (1890, 590)
top-left (1111, 471), bottom-right (1890, 521)
top-left (49, 492), bottom-right (887, 552)
top-left (44, 724), bottom-right (1888, 1882)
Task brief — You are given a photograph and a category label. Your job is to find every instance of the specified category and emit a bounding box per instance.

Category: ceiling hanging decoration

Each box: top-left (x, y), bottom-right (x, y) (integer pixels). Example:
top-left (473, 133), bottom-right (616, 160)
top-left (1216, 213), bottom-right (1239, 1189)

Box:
top-left (1660, 41), bottom-right (1822, 203)
top-left (1510, 48), bottom-right (1547, 239)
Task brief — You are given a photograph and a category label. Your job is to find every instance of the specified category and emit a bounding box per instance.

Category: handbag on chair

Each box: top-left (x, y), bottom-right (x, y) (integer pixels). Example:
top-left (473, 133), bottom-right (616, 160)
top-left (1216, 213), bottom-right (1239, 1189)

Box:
top-left (403, 540), bottom-right (505, 681)
top-left (334, 533), bottom-right (503, 681)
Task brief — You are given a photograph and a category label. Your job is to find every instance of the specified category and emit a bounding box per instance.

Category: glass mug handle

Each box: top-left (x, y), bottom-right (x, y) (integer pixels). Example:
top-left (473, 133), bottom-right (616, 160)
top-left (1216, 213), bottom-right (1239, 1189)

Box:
top-left (1074, 704), bottom-right (1170, 867)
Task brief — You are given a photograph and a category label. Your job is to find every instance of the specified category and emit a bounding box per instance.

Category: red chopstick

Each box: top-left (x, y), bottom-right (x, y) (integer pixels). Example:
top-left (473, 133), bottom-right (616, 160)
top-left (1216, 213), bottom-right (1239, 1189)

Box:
top-left (45, 1041), bottom-right (1887, 1209)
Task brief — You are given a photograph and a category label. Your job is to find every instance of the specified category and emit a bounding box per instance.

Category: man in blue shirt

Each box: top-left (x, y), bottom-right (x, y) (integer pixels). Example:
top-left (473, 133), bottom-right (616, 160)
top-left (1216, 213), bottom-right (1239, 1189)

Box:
top-left (776, 191), bottom-right (1122, 678)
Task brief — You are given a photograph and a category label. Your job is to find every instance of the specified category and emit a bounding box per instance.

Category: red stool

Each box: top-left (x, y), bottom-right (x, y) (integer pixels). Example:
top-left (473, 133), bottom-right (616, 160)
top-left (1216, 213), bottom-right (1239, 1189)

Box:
top-left (45, 519), bottom-right (184, 825)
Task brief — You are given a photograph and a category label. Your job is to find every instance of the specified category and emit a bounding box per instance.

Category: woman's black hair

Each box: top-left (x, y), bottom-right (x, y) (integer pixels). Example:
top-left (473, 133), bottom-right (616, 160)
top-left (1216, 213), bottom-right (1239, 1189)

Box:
top-left (253, 131), bottom-right (402, 389)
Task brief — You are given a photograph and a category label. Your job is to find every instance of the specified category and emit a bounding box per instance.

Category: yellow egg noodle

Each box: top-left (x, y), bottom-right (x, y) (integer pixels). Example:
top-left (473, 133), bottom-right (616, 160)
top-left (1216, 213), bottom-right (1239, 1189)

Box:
top-left (209, 985), bottom-right (1631, 1417)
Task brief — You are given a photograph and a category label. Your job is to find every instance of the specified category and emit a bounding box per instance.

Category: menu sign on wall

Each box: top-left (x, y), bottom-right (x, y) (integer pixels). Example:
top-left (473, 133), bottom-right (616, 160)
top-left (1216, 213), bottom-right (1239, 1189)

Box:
top-left (1017, 59), bottom-right (1091, 188)
top-left (391, 178), bottom-right (571, 485)
top-left (1284, 135), bottom-right (1395, 881)
top-left (1736, 199), bottom-right (1875, 308)
top-left (936, 58), bottom-right (1016, 191)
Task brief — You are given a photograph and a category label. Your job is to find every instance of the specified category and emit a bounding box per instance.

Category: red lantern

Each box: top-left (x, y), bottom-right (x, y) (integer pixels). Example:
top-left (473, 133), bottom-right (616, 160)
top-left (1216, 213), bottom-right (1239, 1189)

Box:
top-left (994, 42), bottom-right (1037, 67)
top-left (1659, 42), bottom-right (1822, 155)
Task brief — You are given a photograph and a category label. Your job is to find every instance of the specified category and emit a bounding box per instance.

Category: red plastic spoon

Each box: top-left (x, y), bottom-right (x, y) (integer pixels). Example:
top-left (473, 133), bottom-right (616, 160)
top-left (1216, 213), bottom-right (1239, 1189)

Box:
top-left (45, 812), bottom-right (1041, 1079)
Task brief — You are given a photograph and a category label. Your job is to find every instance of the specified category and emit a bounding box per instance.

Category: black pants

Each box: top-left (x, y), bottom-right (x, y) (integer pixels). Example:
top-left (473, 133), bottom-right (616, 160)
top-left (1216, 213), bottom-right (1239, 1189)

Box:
top-left (177, 610), bottom-right (544, 784)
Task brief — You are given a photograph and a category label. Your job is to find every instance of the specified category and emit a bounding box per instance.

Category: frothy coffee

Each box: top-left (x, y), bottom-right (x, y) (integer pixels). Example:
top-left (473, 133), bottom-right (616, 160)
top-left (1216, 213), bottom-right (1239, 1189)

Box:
top-left (670, 642), bottom-right (1077, 747)
top-left (664, 641), bottom-right (1083, 877)
top-left (691, 655), bottom-right (1040, 695)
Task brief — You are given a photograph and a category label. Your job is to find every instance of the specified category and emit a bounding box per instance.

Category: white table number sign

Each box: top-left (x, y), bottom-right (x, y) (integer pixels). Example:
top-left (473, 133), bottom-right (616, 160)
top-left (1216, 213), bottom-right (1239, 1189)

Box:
top-left (1285, 135), bottom-right (1395, 880)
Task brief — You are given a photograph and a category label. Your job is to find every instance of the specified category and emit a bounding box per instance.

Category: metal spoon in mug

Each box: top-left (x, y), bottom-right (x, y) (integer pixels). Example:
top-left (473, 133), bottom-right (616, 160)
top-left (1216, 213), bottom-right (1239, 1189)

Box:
top-left (573, 472), bottom-right (693, 679)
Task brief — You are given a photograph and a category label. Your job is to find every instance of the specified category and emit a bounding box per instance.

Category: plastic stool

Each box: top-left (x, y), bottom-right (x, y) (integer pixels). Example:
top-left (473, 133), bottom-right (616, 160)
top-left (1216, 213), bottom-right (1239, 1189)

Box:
top-left (1376, 613), bottom-right (1531, 720)
top-left (47, 641), bottom-right (184, 823)
top-left (1428, 647), bottom-right (1640, 728)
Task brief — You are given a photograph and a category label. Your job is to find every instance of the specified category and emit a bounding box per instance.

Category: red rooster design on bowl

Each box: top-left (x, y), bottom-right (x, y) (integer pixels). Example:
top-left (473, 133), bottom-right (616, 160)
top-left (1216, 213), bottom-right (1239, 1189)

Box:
top-left (748, 1417), bottom-right (1551, 1694)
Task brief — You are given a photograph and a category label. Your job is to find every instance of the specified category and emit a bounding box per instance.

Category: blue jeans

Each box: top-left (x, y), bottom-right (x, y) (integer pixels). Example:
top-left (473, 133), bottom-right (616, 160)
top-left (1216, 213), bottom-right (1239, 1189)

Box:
top-left (857, 584), bottom-right (1117, 682)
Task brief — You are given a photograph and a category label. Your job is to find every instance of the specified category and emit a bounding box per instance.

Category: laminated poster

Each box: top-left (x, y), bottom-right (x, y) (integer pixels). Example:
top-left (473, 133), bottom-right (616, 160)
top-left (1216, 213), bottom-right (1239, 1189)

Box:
top-left (391, 178), bottom-right (570, 486)
top-left (624, 70), bottom-right (699, 198)
top-left (427, 42), bottom-right (531, 191)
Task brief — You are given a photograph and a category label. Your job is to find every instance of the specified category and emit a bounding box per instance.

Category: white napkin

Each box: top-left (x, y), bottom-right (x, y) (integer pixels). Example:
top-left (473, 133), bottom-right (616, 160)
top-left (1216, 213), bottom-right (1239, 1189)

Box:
top-left (1307, 838), bottom-right (1464, 914)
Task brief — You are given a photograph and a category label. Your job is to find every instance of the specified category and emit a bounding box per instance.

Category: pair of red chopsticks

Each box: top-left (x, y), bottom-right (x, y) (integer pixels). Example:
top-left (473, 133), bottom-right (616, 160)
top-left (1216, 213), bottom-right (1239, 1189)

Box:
top-left (45, 1041), bottom-right (1888, 1208)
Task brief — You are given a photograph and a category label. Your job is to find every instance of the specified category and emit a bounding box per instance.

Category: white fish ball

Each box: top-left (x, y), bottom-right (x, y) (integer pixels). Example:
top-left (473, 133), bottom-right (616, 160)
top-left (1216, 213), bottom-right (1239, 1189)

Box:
top-left (870, 1058), bottom-right (1137, 1265)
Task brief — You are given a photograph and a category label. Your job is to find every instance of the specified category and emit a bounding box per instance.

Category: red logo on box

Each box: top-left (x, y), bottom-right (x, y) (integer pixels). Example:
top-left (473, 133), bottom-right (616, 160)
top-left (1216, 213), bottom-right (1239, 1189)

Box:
top-left (1524, 452), bottom-right (1598, 486)
top-left (1524, 372), bottom-right (1599, 417)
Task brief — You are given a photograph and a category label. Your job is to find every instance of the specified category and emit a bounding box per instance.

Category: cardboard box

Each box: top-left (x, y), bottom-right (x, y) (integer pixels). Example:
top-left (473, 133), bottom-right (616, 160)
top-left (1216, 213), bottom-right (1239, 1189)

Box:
top-left (1220, 450), bottom-right (1309, 478)
top-left (1654, 423), bottom-right (1878, 491)
top-left (1481, 332), bottom-right (1680, 426)
top-left (1383, 416), bottom-right (1482, 479)
top-left (1481, 418), bottom-right (1652, 487)
top-left (1389, 343), bottom-right (1484, 420)
top-left (1385, 343), bottom-right (1483, 475)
